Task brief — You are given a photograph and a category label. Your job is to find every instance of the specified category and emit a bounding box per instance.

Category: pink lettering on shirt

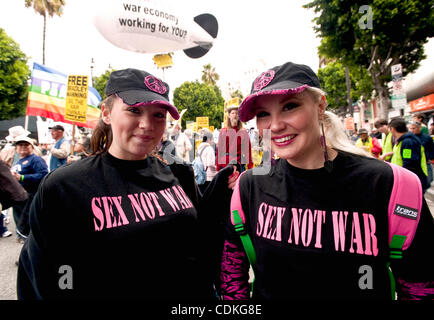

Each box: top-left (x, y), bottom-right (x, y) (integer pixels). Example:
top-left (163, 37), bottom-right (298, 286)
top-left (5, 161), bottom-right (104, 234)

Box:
top-left (159, 188), bottom-right (180, 212)
top-left (331, 211), bottom-right (349, 252)
top-left (91, 185), bottom-right (193, 232)
top-left (251, 202), bottom-right (379, 256)
top-left (92, 197), bottom-right (105, 231)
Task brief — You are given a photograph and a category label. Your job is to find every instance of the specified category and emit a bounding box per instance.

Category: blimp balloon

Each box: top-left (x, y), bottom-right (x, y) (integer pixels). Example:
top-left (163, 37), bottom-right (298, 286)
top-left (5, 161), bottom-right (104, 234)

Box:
top-left (93, 0), bottom-right (218, 58)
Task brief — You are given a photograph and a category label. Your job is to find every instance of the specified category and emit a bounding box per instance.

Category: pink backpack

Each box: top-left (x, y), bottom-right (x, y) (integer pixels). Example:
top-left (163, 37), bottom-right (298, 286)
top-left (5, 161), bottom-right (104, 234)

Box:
top-left (386, 163), bottom-right (422, 299)
top-left (387, 162), bottom-right (422, 252)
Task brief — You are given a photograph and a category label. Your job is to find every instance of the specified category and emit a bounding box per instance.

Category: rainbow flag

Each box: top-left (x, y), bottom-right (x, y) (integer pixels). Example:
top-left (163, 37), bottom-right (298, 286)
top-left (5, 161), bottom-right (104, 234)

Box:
top-left (26, 62), bottom-right (102, 129)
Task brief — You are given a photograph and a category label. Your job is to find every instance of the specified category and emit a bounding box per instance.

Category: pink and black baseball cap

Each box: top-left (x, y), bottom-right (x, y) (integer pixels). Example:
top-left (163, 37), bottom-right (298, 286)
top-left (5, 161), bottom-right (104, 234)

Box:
top-left (238, 62), bottom-right (321, 122)
top-left (105, 68), bottom-right (180, 120)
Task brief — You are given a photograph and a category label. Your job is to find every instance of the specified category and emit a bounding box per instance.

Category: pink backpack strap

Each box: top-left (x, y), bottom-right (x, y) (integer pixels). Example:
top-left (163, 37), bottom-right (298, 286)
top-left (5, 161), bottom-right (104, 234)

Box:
top-left (230, 171), bottom-right (247, 225)
top-left (387, 162), bottom-right (422, 251)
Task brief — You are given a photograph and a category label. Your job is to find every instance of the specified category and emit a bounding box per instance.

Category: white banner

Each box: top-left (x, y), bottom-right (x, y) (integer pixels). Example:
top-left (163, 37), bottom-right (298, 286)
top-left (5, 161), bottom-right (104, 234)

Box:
top-left (36, 117), bottom-right (80, 144)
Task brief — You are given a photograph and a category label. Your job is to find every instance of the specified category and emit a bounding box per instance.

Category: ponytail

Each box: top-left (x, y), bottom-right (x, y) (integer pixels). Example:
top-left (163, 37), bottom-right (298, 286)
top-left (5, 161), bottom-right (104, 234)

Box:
top-left (90, 95), bottom-right (116, 156)
top-left (305, 87), bottom-right (372, 158)
top-left (323, 111), bottom-right (372, 157)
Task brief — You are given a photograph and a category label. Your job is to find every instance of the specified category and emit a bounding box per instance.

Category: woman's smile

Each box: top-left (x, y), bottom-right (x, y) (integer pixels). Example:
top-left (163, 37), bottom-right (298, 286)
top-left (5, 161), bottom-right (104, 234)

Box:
top-left (272, 134), bottom-right (297, 146)
top-left (133, 134), bottom-right (154, 142)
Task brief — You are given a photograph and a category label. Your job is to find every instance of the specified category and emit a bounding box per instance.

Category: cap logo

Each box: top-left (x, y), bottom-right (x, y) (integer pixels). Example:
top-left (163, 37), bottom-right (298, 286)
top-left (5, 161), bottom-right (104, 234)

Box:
top-left (144, 75), bottom-right (167, 94)
top-left (253, 70), bottom-right (275, 91)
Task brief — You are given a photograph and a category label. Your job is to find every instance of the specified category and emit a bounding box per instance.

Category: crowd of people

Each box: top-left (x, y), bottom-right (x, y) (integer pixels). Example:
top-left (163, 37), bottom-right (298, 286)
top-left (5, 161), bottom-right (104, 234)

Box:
top-left (347, 114), bottom-right (434, 194)
top-left (0, 124), bottom-right (93, 244)
top-left (0, 64), bottom-right (432, 301)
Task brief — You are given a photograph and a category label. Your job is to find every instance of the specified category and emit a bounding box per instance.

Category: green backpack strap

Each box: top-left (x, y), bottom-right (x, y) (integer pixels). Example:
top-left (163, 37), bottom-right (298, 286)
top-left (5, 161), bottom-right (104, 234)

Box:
top-left (387, 234), bottom-right (407, 300)
top-left (232, 210), bottom-right (257, 267)
top-left (232, 210), bottom-right (256, 295)
top-left (386, 162), bottom-right (422, 300)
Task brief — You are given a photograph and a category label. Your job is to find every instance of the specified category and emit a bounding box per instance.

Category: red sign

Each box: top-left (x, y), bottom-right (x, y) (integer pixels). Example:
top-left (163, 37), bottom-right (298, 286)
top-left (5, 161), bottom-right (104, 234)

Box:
top-left (410, 93), bottom-right (434, 112)
top-left (345, 117), bottom-right (355, 131)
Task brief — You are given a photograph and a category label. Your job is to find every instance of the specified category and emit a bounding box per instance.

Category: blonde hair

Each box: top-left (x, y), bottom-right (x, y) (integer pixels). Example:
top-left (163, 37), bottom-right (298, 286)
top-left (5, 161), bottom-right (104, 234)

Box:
top-left (305, 87), bottom-right (372, 158)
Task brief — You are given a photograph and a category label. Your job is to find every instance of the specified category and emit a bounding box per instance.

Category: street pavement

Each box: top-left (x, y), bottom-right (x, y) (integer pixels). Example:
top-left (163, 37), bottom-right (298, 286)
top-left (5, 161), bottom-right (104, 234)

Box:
top-left (2, 185), bottom-right (434, 300)
top-left (423, 186), bottom-right (434, 217)
top-left (0, 211), bottom-right (23, 300)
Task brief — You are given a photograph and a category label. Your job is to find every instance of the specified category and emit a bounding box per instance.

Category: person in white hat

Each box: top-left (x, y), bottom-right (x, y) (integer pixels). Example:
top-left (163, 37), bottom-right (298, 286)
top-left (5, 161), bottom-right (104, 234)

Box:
top-left (10, 135), bottom-right (48, 242)
top-left (0, 126), bottom-right (31, 167)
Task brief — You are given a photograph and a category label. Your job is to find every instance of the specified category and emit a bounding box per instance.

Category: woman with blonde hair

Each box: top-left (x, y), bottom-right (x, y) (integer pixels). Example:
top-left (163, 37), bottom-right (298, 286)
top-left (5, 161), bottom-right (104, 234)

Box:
top-left (220, 62), bottom-right (433, 300)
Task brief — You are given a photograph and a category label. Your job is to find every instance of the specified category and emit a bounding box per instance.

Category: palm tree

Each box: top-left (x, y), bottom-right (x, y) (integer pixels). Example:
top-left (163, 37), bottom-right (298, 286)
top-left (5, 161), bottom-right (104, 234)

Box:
top-left (25, 0), bottom-right (66, 65)
top-left (201, 63), bottom-right (219, 86)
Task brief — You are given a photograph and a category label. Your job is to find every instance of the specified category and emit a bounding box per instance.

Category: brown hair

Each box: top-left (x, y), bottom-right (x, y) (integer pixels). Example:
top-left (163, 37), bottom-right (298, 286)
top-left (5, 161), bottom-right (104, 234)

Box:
top-left (374, 118), bottom-right (388, 129)
top-left (225, 109), bottom-right (243, 130)
top-left (90, 95), bottom-right (116, 155)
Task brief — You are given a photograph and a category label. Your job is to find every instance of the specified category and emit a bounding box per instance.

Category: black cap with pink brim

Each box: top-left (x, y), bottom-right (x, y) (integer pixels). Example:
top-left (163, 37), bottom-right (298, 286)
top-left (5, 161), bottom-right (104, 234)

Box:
top-left (105, 68), bottom-right (180, 120)
top-left (238, 62), bottom-right (321, 122)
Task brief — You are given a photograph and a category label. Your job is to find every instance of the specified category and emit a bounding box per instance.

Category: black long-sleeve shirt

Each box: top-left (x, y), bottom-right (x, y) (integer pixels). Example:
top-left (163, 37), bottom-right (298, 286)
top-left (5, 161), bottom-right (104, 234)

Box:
top-left (17, 152), bottom-right (234, 300)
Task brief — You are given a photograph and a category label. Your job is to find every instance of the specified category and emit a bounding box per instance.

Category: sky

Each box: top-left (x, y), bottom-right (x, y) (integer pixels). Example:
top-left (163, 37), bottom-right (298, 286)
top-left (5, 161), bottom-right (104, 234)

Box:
top-left (0, 0), bottom-right (322, 100)
top-left (0, 0), bottom-right (432, 102)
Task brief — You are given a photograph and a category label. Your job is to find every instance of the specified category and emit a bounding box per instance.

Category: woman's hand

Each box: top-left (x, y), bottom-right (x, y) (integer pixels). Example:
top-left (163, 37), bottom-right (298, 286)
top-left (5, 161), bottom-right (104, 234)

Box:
top-left (228, 165), bottom-right (240, 189)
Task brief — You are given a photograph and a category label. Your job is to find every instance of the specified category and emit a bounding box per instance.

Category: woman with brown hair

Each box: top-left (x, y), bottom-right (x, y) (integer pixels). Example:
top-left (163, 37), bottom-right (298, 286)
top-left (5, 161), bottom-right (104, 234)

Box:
top-left (216, 105), bottom-right (254, 172)
top-left (17, 68), bottom-right (239, 300)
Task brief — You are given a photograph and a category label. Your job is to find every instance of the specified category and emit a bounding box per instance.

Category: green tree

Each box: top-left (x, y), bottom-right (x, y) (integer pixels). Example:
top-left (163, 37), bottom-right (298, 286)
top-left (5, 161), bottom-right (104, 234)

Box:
top-left (230, 89), bottom-right (244, 101)
top-left (304, 0), bottom-right (434, 119)
top-left (318, 61), bottom-right (373, 114)
top-left (201, 63), bottom-right (219, 85)
top-left (0, 28), bottom-right (30, 120)
top-left (92, 68), bottom-right (114, 101)
top-left (25, 0), bottom-right (66, 65)
top-left (173, 81), bottom-right (224, 129)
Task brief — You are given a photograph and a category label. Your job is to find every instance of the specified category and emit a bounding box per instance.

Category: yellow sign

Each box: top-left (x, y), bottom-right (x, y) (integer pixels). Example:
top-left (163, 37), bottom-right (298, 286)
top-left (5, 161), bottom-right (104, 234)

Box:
top-left (224, 97), bottom-right (241, 108)
top-left (186, 121), bottom-right (197, 132)
top-left (196, 116), bottom-right (209, 129)
top-left (64, 75), bottom-right (88, 122)
top-left (152, 54), bottom-right (173, 68)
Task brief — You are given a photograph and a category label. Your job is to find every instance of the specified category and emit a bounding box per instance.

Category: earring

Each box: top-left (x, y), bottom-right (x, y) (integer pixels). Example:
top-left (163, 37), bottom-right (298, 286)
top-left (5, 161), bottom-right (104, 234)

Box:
top-left (321, 121), bottom-right (333, 173)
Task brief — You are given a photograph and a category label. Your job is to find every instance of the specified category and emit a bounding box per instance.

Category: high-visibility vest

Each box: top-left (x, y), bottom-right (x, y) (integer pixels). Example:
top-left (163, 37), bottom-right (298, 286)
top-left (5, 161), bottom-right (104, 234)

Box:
top-left (382, 132), bottom-right (393, 161)
top-left (355, 137), bottom-right (373, 152)
top-left (391, 141), bottom-right (428, 176)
